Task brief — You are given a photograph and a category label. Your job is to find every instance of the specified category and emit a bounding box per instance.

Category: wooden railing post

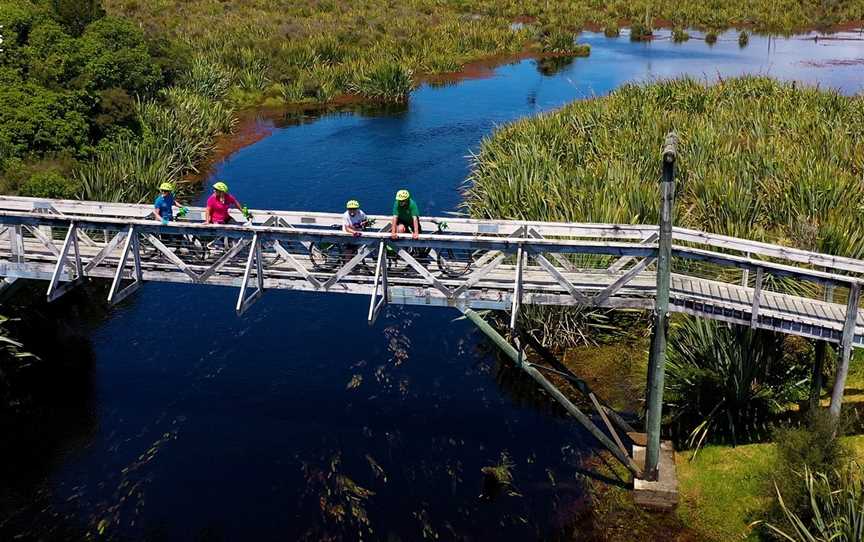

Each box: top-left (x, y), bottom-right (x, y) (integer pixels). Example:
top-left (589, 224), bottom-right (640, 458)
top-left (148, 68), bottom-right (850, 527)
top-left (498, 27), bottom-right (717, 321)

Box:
top-left (645, 132), bottom-right (678, 480)
top-left (829, 282), bottom-right (860, 418)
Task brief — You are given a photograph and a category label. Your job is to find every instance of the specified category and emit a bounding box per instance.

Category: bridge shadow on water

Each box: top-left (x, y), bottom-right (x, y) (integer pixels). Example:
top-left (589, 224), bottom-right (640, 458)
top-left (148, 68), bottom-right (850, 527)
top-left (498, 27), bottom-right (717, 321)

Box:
top-left (0, 282), bottom-right (100, 541)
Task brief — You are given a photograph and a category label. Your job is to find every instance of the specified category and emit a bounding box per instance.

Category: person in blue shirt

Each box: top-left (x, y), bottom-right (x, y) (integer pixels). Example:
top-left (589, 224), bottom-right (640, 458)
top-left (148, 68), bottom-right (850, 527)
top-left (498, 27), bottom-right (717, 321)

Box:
top-left (154, 182), bottom-right (187, 224)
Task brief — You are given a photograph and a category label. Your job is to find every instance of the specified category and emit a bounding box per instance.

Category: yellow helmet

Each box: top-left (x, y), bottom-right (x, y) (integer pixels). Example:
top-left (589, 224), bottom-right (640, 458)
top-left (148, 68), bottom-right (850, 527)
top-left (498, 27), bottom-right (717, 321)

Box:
top-left (396, 189), bottom-right (410, 201)
top-left (159, 182), bottom-right (174, 191)
top-left (346, 199), bottom-right (360, 209)
top-left (213, 181), bottom-right (229, 192)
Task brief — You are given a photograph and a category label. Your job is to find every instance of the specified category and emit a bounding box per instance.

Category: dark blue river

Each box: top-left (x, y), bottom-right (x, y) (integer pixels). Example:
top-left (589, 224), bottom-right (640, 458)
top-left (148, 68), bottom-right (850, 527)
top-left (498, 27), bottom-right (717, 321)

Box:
top-left (2, 30), bottom-right (862, 541)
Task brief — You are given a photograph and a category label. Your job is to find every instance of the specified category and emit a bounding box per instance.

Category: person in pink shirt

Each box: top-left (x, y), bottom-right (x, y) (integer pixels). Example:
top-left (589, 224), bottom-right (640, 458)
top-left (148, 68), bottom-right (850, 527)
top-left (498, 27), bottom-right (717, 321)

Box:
top-left (205, 181), bottom-right (245, 224)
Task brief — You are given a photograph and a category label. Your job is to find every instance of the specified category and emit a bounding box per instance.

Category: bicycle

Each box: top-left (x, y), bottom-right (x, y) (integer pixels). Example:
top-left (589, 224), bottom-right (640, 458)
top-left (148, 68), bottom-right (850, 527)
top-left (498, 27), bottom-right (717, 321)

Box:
top-left (426, 219), bottom-right (483, 277)
top-left (381, 219), bottom-right (483, 277)
top-left (308, 223), bottom-right (375, 273)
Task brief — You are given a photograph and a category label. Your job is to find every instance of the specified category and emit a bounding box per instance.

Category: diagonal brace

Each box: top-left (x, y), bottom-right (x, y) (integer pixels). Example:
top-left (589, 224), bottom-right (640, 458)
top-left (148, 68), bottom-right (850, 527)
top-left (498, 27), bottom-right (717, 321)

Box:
top-left (47, 222), bottom-right (86, 302)
top-left (108, 225), bottom-right (143, 304)
top-left (236, 233), bottom-right (265, 315)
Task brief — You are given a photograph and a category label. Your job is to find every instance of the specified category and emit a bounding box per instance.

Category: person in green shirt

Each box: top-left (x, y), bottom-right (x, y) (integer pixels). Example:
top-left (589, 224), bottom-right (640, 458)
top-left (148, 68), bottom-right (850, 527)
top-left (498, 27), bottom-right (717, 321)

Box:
top-left (390, 189), bottom-right (421, 240)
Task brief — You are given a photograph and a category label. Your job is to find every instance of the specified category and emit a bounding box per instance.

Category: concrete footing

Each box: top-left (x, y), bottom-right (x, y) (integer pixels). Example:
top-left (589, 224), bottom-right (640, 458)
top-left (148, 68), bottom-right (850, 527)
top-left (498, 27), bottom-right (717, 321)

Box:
top-left (628, 432), bottom-right (679, 511)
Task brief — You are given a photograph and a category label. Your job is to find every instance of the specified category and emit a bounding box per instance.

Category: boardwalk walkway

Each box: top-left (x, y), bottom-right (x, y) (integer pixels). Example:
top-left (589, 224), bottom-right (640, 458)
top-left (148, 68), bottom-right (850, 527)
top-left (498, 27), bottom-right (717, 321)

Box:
top-left (0, 195), bottom-right (861, 348)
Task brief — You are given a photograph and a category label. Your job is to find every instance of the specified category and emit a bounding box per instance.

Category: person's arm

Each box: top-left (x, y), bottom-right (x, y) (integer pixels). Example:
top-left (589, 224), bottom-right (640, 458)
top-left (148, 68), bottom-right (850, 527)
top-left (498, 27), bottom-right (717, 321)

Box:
top-left (342, 213), bottom-right (355, 234)
top-left (204, 205), bottom-right (212, 224)
top-left (154, 205), bottom-right (163, 220)
top-left (412, 215), bottom-right (420, 239)
top-left (231, 195), bottom-right (244, 212)
top-left (390, 215), bottom-right (398, 239)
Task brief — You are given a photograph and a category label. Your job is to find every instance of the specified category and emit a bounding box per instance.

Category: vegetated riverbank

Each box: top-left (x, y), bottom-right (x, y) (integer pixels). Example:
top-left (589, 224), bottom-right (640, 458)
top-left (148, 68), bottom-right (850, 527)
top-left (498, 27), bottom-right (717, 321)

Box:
top-left (463, 75), bottom-right (864, 538)
top-left (4, 0), bottom-right (864, 207)
top-left (551, 337), bottom-right (864, 541)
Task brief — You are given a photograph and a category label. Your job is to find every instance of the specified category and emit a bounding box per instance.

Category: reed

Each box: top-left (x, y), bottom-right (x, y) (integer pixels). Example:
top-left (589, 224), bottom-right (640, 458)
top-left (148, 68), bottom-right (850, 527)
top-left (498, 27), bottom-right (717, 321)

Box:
top-left (464, 76), bottom-right (864, 347)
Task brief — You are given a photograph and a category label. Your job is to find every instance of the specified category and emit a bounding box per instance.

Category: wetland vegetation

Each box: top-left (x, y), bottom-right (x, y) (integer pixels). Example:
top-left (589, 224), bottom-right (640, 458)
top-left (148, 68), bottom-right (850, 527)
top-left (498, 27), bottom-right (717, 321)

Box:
top-left (2, 1), bottom-right (864, 540)
top-left (3, 1), bottom-right (864, 204)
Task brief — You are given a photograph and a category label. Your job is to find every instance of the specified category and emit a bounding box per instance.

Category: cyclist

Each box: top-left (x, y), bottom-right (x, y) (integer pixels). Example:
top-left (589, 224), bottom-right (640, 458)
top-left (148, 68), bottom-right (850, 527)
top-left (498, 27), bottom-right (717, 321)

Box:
top-left (343, 199), bottom-right (368, 237)
top-left (153, 182), bottom-right (187, 224)
top-left (390, 189), bottom-right (420, 240)
top-left (205, 181), bottom-right (247, 224)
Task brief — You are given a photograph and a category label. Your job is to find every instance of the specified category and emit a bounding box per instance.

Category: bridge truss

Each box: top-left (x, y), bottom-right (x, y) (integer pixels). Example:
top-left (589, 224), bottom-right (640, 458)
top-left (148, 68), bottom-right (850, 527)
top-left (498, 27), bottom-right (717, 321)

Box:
top-left (1, 193), bottom-right (862, 487)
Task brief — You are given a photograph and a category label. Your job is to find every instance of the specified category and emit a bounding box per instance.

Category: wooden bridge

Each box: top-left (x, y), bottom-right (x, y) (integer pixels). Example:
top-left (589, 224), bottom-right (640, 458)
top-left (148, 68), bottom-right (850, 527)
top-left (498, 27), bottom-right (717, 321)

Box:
top-left (0, 195), bottom-right (860, 348)
top-left (0, 148), bottom-right (861, 502)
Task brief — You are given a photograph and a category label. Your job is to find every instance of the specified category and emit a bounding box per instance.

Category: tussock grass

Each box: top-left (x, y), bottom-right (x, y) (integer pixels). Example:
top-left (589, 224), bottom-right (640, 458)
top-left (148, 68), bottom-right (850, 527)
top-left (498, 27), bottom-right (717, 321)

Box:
top-left (465, 76), bottom-right (864, 259)
top-left (103, 0), bottom-right (864, 109)
top-left (464, 76), bottom-right (864, 348)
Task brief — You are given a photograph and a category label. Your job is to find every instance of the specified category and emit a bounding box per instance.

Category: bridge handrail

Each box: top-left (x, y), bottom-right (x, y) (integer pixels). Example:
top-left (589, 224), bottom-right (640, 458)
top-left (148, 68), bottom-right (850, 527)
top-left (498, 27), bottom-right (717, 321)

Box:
top-left (0, 196), bottom-right (657, 239)
top-left (673, 227), bottom-right (864, 276)
top-left (4, 196), bottom-right (859, 274)
top-left (0, 209), bottom-right (659, 256)
top-left (1, 206), bottom-right (863, 288)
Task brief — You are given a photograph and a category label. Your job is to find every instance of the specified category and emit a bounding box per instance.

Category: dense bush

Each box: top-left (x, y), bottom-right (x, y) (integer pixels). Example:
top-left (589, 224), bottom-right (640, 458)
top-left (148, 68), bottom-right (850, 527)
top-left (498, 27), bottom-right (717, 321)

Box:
top-left (766, 463), bottom-right (864, 542)
top-left (763, 412), bottom-right (854, 537)
top-left (665, 318), bottom-right (809, 450)
top-left (19, 170), bottom-right (79, 198)
top-left (465, 77), bottom-right (864, 258)
top-left (464, 76), bottom-right (864, 347)
top-left (0, 81), bottom-right (89, 158)
top-left (0, 1), bottom-right (164, 166)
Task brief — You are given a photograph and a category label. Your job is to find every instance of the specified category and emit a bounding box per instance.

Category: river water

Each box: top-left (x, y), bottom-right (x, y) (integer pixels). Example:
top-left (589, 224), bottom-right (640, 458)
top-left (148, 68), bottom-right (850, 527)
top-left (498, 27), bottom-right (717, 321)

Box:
top-left (2, 30), bottom-right (863, 541)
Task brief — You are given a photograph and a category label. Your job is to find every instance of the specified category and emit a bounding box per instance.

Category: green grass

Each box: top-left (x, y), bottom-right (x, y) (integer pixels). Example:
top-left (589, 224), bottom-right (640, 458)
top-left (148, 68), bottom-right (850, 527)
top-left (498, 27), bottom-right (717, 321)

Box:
top-left (676, 436), bottom-right (864, 541)
top-left (677, 442), bottom-right (776, 541)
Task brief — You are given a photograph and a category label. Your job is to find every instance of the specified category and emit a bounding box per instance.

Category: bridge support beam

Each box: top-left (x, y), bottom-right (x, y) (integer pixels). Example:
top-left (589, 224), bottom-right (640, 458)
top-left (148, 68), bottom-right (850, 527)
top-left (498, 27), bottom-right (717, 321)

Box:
top-left (644, 132), bottom-right (677, 481)
top-left (236, 233), bottom-right (265, 315)
top-left (829, 282), bottom-right (860, 418)
top-left (809, 340), bottom-right (826, 411)
top-left (458, 306), bottom-right (642, 477)
top-left (108, 225), bottom-right (142, 305)
top-left (46, 222), bottom-right (85, 302)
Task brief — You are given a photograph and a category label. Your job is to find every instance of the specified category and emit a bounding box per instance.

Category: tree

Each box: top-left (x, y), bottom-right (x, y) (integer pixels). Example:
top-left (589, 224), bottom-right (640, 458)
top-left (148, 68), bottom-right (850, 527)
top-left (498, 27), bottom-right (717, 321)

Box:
top-left (50, 0), bottom-right (105, 37)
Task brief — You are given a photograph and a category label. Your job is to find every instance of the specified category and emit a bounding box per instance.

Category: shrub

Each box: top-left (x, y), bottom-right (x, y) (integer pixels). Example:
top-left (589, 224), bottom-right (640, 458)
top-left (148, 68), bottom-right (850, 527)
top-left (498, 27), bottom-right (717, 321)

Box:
top-left (180, 56), bottom-right (234, 100)
top-left (665, 318), bottom-right (809, 451)
top-left (19, 170), bottom-right (79, 199)
top-left (630, 22), bottom-right (653, 41)
top-left (603, 23), bottom-right (620, 38)
top-left (76, 137), bottom-right (181, 203)
top-left (75, 16), bottom-right (163, 95)
top-left (0, 82), bottom-right (89, 159)
top-left (92, 87), bottom-right (140, 139)
top-left (672, 28), bottom-right (690, 42)
top-left (348, 61), bottom-right (413, 103)
top-left (765, 463), bottom-right (864, 542)
top-left (761, 411), bottom-right (853, 536)
top-left (50, 0), bottom-right (105, 37)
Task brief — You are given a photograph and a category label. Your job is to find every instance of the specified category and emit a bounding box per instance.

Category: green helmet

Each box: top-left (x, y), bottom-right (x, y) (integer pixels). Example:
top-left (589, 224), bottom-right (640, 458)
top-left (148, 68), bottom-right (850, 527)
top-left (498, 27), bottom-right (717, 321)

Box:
top-left (159, 182), bottom-right (174, 191)
top-left (396, 189), bottom-right (410, 201)
top-left (346, 199), bottom-right (360, 209)
top-left (213, 181), bottom-right (229, 192)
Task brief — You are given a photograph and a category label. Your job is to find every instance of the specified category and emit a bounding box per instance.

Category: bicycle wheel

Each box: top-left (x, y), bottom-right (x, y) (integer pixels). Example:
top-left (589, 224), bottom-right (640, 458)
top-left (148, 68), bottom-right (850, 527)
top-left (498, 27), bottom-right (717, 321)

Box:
top-left (309, 242), bottom-right (338, 270)
top-left (436, 247), bottom-right (479, 277)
